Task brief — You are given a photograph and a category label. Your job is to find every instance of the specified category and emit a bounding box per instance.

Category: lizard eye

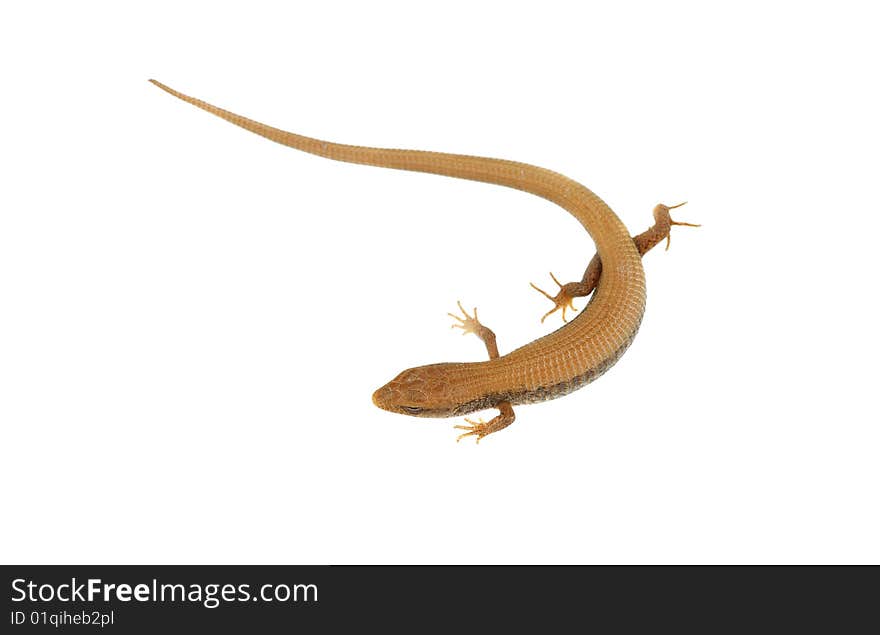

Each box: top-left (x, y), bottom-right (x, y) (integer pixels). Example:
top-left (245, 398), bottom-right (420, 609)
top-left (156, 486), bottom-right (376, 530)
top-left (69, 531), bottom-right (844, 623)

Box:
top-left (400, 406), bottom-right (424, 415)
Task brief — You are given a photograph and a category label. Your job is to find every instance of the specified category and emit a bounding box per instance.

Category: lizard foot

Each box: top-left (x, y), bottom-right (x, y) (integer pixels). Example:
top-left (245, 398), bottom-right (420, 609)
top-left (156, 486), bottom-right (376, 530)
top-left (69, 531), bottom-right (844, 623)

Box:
top-left (448, 301), bottom-right (488, 338)
top-left (448, 301), bottom-right (499, 361)
top-left (661, 202), bottom-right (701, 251)
top-left (530, 272), bottom-right (579, 323)
top-left (454, 405), bottom-right (515, 443)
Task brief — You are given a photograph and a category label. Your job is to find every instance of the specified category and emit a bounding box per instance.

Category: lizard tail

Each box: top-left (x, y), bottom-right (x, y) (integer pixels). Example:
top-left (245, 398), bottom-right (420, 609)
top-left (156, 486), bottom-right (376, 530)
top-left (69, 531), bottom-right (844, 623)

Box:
top-left (150, 79), bottom-right (581, 210)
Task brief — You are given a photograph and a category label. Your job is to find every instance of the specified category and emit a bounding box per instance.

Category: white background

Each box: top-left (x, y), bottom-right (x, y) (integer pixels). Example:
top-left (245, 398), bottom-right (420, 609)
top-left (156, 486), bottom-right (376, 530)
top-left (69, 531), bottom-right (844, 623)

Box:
top-left (2, 1), bottom-right (878, 564)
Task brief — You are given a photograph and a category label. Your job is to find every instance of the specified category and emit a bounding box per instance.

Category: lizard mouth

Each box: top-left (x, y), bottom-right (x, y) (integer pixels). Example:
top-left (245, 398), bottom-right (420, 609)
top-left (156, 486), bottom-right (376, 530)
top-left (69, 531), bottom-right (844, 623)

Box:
top-left (371, 384), bottom-right (442, 417)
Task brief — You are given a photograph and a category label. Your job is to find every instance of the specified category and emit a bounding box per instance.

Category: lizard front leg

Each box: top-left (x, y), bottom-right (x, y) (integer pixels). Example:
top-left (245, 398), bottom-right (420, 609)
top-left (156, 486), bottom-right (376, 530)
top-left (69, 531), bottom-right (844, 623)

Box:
top-left (448, 301), bottom-right (515, 442)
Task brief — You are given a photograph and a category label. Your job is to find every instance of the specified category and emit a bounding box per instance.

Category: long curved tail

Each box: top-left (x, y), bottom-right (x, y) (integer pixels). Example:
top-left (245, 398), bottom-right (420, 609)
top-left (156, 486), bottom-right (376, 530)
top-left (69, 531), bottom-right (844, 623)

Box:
top-left (150, 79), bottom-right (552, 190)
top-left (149, 80), bottom-right (619, 237)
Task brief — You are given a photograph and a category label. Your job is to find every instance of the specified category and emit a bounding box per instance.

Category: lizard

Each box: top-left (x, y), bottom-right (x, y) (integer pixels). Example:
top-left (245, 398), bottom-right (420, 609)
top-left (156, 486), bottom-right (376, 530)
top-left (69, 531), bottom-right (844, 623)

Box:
top-left (150, 79), bottom-right (698, 442)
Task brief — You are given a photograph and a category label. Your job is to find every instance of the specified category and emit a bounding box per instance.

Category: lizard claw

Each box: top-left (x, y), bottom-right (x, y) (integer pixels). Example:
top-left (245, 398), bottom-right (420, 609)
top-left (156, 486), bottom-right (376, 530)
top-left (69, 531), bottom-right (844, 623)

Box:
top-left (663, 202), bottom-right (701, 251)
top-left (448, 300), bottom-right (500, 359)
top-left (455, 417), bottom-right (490, 443)
top-left (530, 272), bottom-right (578, 323)
top-left (448, 301), bottom-right (482, 336)
top-left (454, 404), bottom-right (516, 442)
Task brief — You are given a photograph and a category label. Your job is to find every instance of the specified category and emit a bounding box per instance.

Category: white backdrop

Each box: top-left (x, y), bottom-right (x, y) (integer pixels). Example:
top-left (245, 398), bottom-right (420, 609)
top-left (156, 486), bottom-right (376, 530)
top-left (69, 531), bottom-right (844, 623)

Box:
top-left (2, 1), bottom-right (878, 564)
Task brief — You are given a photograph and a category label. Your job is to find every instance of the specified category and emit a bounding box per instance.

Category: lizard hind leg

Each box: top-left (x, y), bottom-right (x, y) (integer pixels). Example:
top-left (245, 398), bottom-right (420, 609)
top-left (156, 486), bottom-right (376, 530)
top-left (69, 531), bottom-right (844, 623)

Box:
top-left (643, 202), bottom-right (701, 253)
top-left (529, 268), bottom-right (598, 324)
top-left (532, 202), bottom-right (700, 325)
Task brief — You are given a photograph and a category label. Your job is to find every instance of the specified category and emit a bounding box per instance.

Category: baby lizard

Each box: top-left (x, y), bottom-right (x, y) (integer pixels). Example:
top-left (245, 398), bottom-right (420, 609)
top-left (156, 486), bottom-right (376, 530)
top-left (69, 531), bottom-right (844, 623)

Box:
top-left (150, 80), bottom-right (698, 442)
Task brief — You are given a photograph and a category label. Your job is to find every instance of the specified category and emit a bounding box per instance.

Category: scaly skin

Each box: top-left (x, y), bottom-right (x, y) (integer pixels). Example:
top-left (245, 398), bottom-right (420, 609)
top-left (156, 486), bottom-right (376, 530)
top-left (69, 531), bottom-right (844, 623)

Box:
top-left (150, 80), bottom-right (697, 441)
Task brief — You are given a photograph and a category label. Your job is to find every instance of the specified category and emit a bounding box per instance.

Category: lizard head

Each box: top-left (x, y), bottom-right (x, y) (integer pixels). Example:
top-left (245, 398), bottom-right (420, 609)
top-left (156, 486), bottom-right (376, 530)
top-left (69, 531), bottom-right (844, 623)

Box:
top-left (372, 363), bottom-right (464, 418)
